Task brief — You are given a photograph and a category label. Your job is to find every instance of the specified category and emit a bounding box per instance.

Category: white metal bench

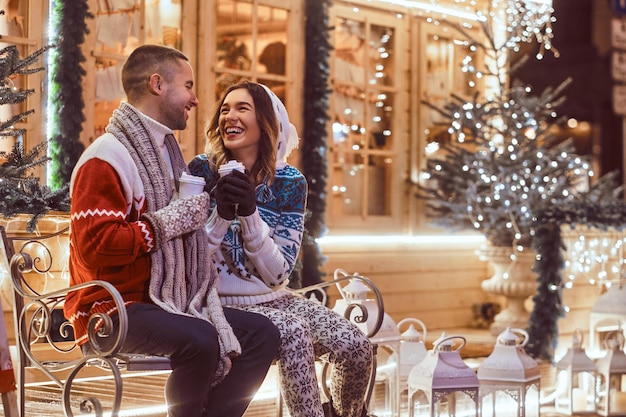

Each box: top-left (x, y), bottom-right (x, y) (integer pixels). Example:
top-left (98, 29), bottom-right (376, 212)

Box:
top-left (1, 225), bottom-right (385, 417)
top-left (2, 225), bottom-right (172, 417)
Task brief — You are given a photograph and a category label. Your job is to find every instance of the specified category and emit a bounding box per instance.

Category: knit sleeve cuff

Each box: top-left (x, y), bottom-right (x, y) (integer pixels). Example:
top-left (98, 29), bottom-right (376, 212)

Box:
top-left (140, 213), bottom-right (165, 250)
top-left (205, 208), bottom-right (232, 249)
top-left (238, 210), bottom-right (270, 252)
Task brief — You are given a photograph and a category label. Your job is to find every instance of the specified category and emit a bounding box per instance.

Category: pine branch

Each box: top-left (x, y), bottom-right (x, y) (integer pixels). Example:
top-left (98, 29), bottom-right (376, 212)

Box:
top-left (0, 44), bottom-right (53, 79)
top-left (0, 141), bottom-right (50, 171)
top-left (0, 86), bottom-right (33, 105)
top-left (0, 109), bottom-right (34, 137)
top-left (0, 40), bottom-right (69, 230)
top-left (417, 74), bottom-right (621, 248)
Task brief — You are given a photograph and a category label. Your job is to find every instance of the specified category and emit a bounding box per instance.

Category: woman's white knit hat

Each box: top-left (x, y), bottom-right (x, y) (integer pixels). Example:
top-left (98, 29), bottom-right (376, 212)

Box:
top-left (259, 84), bottom-right (300, 168)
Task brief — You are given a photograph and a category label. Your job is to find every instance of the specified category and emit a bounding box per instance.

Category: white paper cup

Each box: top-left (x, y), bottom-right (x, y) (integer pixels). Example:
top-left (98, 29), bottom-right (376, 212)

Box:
top-left (218, 160), bottom-right (245, 177)
top-left (179, 173), bottom-right (206, 198)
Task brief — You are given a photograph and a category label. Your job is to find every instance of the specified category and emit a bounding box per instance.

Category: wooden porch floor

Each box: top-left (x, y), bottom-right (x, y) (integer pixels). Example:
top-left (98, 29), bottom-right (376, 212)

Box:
top-left (0, 328), bottom-right (574, 417)
top-left (1, 366), bottom-right (285, 417)
top-left (0, 373), bottom-right (588, 417)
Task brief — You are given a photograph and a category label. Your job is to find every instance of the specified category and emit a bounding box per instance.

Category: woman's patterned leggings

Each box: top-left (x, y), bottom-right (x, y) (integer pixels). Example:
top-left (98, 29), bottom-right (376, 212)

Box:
top-left (230, 294), bottom-right (373, 417)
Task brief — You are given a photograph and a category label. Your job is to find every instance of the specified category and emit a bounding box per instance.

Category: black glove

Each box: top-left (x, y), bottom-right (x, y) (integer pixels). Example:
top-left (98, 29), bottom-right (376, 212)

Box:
top-left (215, 170), bottom-right (257, 219)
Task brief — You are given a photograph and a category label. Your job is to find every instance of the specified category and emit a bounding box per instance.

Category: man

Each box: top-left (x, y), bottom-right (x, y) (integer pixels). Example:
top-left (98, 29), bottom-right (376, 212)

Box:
top-left (64, 44), bottom-right (280, 417)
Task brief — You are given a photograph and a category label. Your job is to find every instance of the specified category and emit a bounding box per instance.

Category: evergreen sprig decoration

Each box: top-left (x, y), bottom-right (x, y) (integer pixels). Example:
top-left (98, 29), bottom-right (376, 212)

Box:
top-left (0, 44), bottom-right (52, 79)
top-left (47, 0), bottom-right (90, 189)
top-left (0, 141), bottom-right (49, 176)
top-left (0, 109), bottom-right (33, 137)
top-left (297, 0), bottom-right (332, 288)
top-left (0, 142), bottom-right (70, 231)
top-left (527, 196), bottom-right (626, 361)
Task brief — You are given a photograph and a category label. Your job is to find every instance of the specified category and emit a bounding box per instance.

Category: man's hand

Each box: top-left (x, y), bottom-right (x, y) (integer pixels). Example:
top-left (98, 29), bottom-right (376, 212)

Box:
top-left (141, 192), bottom-right (210, 249)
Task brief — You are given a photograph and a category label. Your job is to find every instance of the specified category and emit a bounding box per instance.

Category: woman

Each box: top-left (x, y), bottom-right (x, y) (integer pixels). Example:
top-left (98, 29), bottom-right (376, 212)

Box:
top-left (188, 81), bottom-right (373, 417)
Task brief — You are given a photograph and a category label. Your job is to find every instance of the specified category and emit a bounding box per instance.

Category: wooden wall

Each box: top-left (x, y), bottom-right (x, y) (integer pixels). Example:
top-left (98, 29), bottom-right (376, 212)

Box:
top-left (317, 231), bottom-right (607, 361)
top-left (317, 235), bottom-right (495, 331)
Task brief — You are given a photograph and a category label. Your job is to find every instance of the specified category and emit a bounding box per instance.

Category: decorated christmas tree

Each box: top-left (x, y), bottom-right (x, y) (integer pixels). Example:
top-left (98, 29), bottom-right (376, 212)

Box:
top-left (417, 0), bottom-right (621, 249)
top-left (0, 42), bottom-right (70, 231)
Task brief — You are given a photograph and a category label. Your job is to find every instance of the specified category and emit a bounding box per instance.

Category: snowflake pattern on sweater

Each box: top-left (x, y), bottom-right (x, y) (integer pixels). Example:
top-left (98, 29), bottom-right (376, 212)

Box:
top-left (188, 154), bottom-right (307, 305)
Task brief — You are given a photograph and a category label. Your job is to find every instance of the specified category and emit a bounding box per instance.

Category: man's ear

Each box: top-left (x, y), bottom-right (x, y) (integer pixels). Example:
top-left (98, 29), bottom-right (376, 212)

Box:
top-left (149, 74), bottom-right (162, 95)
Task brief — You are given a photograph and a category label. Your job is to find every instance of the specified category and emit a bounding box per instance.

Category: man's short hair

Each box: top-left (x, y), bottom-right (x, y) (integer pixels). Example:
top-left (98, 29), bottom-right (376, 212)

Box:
top-left (122, 44), bottom-right (189, 101)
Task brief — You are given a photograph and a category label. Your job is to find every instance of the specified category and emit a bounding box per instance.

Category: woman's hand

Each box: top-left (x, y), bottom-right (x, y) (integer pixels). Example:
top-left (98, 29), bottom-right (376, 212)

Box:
top-left (215, 170), bottom-right (257, 219)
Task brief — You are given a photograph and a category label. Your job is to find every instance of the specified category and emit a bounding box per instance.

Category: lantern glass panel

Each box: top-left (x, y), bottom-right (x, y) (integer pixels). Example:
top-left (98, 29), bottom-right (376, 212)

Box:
top-left (609, 389), bottom-right (626, 414)
top-left (605, 374), bottom-right (626, 415)
top-left (555, 370), bottom-right (596, 413)
top-left (524, 383), bottom-right (540, 417)
top-left (609, 373), bottom-right (625, 391)
top-left (411, 389), bottom-right (430, 417)
top-left (573, 371), bottom-right (596, 413)
top-left (480, 389), bottom-right (519, 417)
top-left (433, 391), bottom-right (477, 417)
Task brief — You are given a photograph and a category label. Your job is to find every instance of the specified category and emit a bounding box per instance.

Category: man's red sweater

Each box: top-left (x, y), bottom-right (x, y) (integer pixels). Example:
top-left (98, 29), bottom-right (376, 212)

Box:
top-left (64, 135), bottom-right (158, 345)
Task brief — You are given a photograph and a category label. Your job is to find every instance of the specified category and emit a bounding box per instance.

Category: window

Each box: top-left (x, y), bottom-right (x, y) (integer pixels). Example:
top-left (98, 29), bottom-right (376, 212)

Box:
top-left (327, 3), bottom-right (409, 232)
top-left (214, 1), bottom-right (288, 99)
top-left (412, 18), bottom-right (484, 233)
top-left (418, 23), bottom-right (479, 150)
top-left (326, 2), bottom-right (481, 235)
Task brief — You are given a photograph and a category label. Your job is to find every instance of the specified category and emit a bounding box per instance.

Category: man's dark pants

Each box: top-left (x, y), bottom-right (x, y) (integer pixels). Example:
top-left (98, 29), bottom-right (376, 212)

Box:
top-left (95, 303), bottom-right (280, 417)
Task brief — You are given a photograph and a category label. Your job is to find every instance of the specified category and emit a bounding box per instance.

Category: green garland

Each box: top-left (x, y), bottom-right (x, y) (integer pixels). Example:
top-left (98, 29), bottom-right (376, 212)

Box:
top-left (527, 197), bottom-right (626, 361)
top-left (297, 0), bottom-right (332, 288)
top-left (47, 0), bottom-right (90, 189)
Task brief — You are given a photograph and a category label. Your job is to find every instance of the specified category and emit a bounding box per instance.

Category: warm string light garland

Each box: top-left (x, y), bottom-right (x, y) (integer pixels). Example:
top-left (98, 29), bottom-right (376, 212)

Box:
top-left (544, 226), bottom-right (626, 319)
top-left (501, 0), bottom-right (557, 58)
top-left (408, 0), bottom-right (557, 71)
top-left (562, 226), bottom-right (626, 289)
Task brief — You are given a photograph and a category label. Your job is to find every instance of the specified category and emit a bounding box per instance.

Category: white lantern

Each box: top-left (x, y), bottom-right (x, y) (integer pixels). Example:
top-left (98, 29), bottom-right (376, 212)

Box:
top-left (595, 331), bottom-right (626, 416)
top-left (386, 318), bottom-right (428, 414)
top-left (331, 270), bottom-right (401, 416)
top-left (332, 271), bottom-right (401, 342)
top-left (555, 329), bottom-right (597, 415)
top-left (477, 327), bottom-right (540, 417)
top-left (407, 332), bottom-right (479, 417)
top-left (589, 284), bottom-right (626, 357)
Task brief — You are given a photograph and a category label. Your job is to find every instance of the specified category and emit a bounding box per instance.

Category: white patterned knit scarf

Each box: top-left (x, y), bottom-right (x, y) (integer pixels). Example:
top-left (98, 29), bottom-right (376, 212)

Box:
top-left (106, 102), bottom-right (217, 320)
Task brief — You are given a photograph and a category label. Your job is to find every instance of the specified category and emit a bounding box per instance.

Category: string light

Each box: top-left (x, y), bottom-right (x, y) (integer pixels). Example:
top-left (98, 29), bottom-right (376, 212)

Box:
top-left (561, 226), bottom-right (626, 289)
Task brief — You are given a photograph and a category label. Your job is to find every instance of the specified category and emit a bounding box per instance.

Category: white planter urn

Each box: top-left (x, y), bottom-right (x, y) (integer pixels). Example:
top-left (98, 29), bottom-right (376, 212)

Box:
top-left (477, 244), bottom-right (537, 336)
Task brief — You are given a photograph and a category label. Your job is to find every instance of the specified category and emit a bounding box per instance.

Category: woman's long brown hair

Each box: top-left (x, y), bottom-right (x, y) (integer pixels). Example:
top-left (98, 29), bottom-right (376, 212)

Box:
top-left (204, 81), bottom-right (278, 185)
